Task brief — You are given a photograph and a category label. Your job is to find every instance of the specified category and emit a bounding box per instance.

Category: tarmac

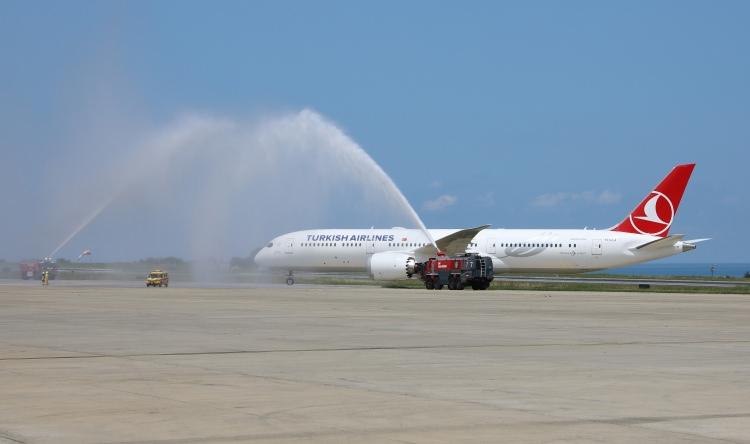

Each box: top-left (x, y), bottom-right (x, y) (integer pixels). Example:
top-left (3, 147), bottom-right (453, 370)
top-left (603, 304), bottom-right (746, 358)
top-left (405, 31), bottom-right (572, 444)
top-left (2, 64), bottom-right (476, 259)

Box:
top-left (0, 283), bottom-right (749, 443)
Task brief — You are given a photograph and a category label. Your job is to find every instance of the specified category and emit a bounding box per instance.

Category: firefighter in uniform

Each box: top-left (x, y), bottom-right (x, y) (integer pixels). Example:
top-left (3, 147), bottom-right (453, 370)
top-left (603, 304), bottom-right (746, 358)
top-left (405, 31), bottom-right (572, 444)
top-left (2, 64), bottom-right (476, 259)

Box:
top-left (41, 270), bottom-right (49, 287)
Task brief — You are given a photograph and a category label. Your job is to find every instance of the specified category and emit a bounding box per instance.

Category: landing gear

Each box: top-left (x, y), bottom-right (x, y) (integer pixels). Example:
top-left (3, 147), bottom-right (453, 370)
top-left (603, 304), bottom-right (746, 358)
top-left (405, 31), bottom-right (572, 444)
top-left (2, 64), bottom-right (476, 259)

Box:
top-left (286, 271), bottom-right (295, 286)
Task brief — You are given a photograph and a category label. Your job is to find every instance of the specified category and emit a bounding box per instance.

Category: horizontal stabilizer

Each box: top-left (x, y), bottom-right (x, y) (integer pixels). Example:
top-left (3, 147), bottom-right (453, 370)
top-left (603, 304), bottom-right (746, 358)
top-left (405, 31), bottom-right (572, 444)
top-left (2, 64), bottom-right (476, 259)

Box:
top-left (632, 234), bottom-right (684, 251)
top-left (684, 238), bottom-right (711, 244)
top-left (415, 225), bottom-right (491, 257)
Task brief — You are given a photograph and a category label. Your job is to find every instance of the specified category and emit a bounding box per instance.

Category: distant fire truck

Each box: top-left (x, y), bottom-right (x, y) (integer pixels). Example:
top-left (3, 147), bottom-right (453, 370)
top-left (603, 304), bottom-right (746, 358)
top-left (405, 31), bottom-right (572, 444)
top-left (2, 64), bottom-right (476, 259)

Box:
top-left (417, 253), bottom-right (494, 290)
top-left (20, 258), bottom-right (58, 280)
top-left (19, 261), bottom-right (40, 280)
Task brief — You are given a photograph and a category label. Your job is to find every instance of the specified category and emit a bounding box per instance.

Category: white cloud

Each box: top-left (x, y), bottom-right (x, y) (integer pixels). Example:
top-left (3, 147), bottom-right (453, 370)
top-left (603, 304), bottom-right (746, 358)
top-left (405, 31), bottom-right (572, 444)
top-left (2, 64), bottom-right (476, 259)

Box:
top-left (423, 194), bottom-right (457, 211)
top-left (531, 190), bottom-right (621, 207)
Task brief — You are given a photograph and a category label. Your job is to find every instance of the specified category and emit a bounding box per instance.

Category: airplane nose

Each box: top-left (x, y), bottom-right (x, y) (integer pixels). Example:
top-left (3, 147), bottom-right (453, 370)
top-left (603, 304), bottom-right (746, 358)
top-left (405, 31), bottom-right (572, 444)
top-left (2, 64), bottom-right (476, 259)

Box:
top-left (254, 248), bottom-right (267, 267)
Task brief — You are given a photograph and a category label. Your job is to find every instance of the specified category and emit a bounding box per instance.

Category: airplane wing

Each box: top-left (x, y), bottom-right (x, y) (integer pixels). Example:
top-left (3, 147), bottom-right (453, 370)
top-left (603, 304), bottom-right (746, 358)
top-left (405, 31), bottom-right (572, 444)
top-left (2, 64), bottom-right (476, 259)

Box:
top-left (632, 234), bottom-right (685, 251)
top-left (414, 225), bottom-right (491, 257)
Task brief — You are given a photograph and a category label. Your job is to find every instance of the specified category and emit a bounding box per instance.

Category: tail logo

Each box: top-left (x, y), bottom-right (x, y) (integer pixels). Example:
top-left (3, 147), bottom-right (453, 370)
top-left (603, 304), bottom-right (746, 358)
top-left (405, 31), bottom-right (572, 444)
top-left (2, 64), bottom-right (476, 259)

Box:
top-left (630, 191), bottom-right (674, 236)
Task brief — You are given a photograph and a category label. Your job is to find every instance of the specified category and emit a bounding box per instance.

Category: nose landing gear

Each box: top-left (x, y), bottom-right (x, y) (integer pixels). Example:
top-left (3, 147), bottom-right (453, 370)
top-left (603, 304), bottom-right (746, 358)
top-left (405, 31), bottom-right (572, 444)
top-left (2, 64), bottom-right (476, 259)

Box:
top-left (286, 271), bottom-right (294, 286)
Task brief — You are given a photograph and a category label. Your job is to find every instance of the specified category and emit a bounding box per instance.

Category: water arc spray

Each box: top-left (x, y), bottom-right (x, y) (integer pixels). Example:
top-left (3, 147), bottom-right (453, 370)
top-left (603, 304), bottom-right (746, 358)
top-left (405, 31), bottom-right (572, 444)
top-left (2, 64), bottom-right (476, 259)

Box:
top-left (49, 109), bottom-right (439, 259)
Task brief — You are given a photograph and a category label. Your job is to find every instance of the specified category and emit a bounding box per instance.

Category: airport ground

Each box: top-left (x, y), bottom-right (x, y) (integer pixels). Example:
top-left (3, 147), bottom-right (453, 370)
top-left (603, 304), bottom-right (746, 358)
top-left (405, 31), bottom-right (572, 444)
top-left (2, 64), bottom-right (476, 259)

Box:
top-left (0, 282), bottom-right (749, 443)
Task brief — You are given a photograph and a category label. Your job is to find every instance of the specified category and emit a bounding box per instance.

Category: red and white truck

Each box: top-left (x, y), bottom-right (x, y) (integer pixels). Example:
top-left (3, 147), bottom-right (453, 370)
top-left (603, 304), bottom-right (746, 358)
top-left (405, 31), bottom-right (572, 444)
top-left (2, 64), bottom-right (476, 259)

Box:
top-left (417, 253), bottom-right (494, 290)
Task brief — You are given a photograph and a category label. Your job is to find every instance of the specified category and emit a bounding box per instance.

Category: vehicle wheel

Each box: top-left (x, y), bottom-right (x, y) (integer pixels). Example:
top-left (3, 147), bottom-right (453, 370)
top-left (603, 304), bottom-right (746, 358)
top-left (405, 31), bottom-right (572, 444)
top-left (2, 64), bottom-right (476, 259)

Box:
top-left (165, 283), bottom-right (168, 288)
top-left (425, 280), bottom-right (434, 290)
top-left (456, 281), bottom-right (464, 290)
top-left (435, 283), bottom-right (444, 290)
top-left (286, 277), bottom-right (295, 285)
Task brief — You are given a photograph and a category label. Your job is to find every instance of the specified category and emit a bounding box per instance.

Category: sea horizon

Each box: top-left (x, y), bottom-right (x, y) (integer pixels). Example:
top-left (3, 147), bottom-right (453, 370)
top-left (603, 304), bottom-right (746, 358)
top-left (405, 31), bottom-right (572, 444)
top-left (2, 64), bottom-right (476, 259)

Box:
top-left (593, 262), bottom-right (750, 278)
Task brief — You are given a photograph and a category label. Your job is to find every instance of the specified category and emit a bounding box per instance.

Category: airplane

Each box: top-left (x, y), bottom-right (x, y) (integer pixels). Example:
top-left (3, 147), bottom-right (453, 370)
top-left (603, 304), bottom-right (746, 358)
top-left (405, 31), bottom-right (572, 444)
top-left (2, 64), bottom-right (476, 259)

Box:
top-left (254, 163), bottom-right (708, 286)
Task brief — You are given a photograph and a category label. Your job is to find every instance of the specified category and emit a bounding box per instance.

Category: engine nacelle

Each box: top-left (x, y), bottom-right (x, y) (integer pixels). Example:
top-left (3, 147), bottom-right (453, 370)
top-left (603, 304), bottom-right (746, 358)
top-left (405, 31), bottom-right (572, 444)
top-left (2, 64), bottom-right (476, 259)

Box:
top-left (368, 252), bottom-right (417, 280)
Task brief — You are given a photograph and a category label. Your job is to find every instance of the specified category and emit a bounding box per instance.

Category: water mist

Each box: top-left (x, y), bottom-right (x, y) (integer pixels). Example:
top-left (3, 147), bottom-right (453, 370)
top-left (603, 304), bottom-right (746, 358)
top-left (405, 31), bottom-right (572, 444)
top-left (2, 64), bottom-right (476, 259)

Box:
top-left (50, 109), bottom-right (438, 266)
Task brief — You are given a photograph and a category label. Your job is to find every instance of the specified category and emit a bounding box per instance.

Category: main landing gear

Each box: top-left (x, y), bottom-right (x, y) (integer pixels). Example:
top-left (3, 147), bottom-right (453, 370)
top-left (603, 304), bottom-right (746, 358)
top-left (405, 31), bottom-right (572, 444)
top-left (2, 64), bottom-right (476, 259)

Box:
top-left (286, 271), bottom-right (295, 286)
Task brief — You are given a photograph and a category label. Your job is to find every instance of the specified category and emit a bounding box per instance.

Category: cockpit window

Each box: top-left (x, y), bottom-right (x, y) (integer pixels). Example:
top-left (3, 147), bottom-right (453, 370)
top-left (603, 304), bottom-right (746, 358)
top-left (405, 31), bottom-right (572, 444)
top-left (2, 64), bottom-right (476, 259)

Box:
top-left (267, 242), bottom-right (273, 248)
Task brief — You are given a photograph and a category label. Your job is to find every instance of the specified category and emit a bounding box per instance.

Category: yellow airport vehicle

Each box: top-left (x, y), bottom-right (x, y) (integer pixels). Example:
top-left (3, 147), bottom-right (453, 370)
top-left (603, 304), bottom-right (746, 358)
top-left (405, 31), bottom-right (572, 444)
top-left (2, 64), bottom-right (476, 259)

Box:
top-left (146, 270), bottom-right (169, 287)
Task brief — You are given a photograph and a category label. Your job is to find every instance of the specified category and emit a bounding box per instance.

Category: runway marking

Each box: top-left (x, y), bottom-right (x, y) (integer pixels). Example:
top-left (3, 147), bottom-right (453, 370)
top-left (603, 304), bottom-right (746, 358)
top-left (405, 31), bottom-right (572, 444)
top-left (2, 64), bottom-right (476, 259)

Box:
top-left (1, 339), bottom-right (749, 361)
top-left (101, 412), bottom-right (750, 444)
top-left (0, 430), bottom-right (26, 444)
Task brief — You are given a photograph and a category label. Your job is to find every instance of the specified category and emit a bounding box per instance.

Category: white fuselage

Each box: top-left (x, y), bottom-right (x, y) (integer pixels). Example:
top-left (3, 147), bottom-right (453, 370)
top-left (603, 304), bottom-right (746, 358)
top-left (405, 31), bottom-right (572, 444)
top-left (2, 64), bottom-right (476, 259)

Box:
top-left (254, 228), bottom-right (690, 274)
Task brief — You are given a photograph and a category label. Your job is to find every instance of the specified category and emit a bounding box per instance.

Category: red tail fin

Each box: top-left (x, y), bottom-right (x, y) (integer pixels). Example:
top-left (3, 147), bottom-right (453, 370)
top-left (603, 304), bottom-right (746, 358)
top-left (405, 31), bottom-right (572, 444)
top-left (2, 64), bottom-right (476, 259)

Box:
top-left (611, 163), bottom-right (695, 238)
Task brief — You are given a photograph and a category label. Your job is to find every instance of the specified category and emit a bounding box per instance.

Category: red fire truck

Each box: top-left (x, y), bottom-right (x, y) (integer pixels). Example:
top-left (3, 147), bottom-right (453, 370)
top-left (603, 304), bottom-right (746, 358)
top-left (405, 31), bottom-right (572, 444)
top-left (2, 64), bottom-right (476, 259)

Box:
top-left (20, 261), bottom-right (41, 280)
top-left (19, 258), bottom-right (58, 280)
top-left (417, 253), bottom-right (494, 290)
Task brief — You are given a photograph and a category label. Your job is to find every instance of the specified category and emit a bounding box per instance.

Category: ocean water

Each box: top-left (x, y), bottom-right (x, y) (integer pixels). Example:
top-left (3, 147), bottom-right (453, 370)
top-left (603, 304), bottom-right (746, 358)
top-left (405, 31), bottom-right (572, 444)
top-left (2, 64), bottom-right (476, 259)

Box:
top-left (592, 263), bottom-right (750, 278)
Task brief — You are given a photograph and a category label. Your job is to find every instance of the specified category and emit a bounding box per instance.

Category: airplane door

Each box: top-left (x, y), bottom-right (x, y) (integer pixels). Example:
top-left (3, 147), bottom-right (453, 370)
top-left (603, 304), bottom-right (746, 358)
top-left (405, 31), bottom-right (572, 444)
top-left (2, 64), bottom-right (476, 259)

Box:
top-left (568, 239), bottom-right (587, 267)
top-left (366, 241), bottom-right (376, 255)
top-left (487, 238), bottom-right (496, 254)
top-left (284, 238), bottom-right (294, 254)
top-left (591, 239), bottom-right (603, 256)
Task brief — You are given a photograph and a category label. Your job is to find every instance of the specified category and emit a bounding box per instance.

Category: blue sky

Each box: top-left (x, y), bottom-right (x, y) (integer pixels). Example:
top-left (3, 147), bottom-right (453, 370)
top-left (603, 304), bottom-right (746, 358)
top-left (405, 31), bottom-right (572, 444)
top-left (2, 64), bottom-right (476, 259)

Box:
top-left (1, 1), bottom-right (748, 262)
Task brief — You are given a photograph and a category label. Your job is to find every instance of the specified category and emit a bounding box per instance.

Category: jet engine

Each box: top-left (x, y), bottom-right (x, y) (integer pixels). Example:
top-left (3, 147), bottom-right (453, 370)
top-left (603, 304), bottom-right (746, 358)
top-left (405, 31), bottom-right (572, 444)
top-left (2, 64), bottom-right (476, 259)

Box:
top-left (368, 252), bottom-right (417, 280)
